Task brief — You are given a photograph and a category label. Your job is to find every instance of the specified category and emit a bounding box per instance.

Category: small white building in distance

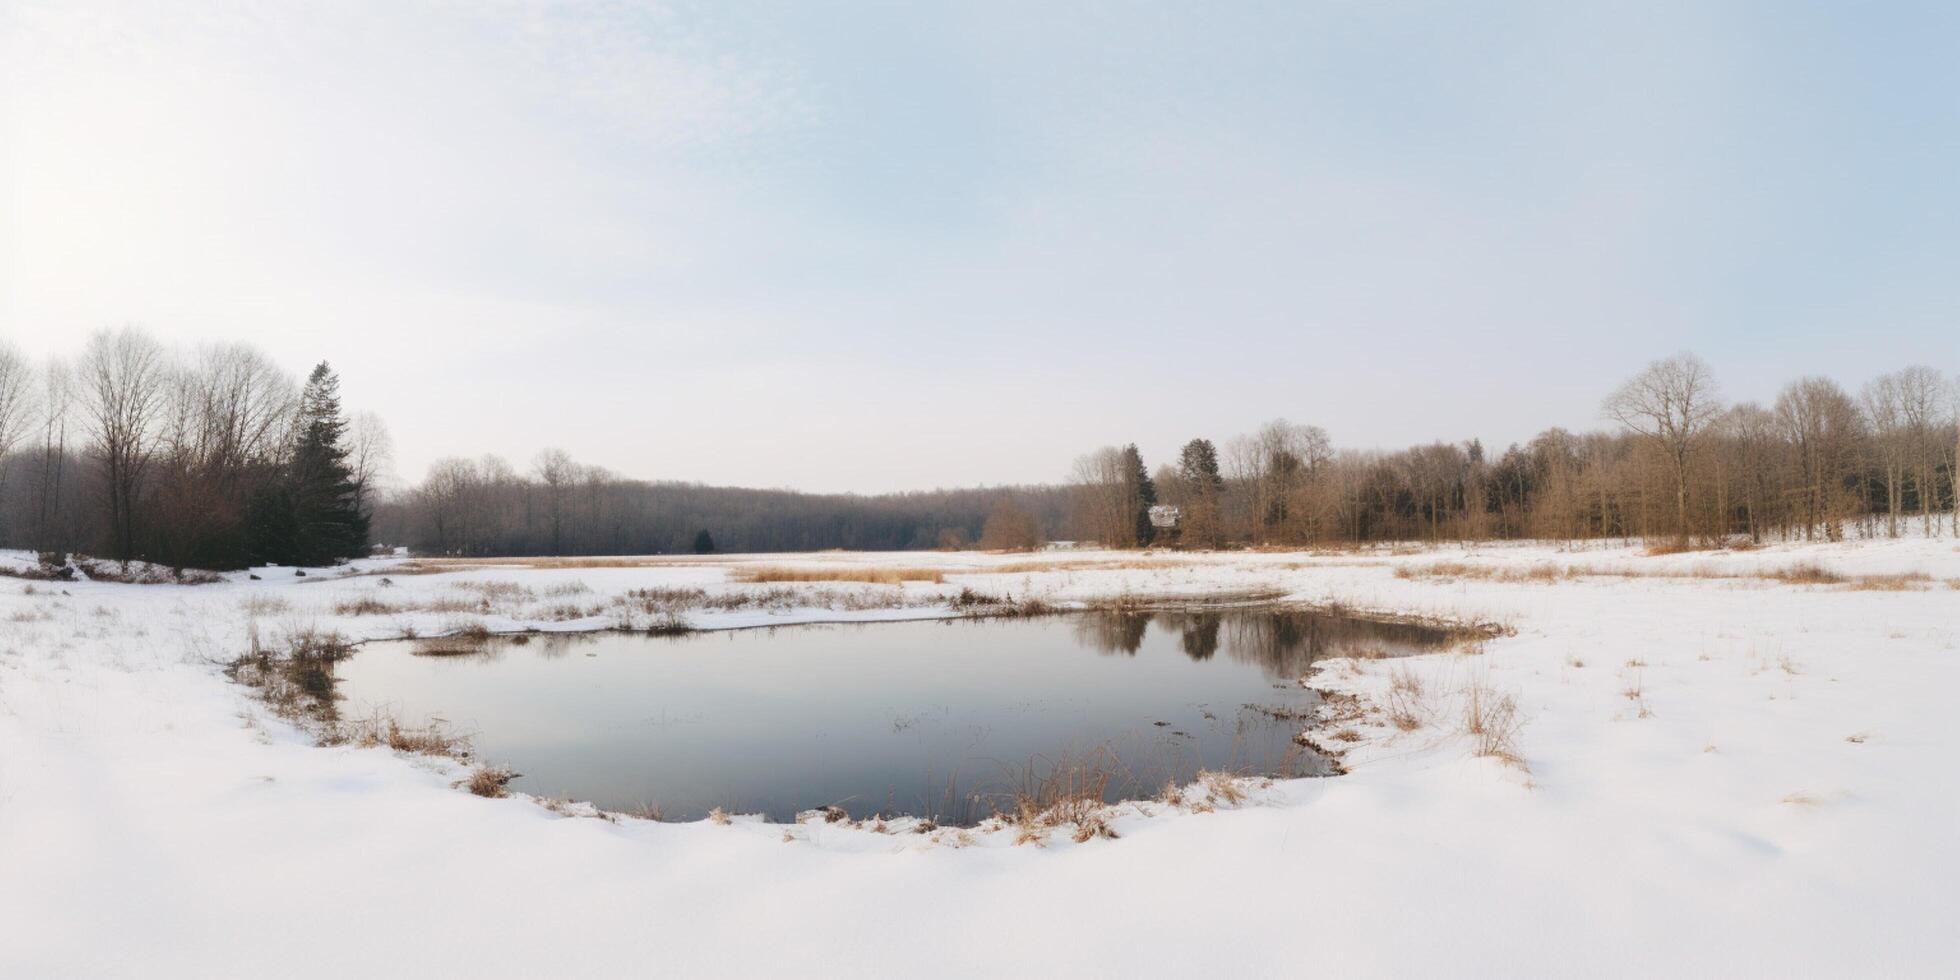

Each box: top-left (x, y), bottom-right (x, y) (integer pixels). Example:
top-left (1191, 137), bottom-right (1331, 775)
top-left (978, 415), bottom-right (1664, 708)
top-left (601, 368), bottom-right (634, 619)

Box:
top-left (1148, 505), bottom-right (1182, 529)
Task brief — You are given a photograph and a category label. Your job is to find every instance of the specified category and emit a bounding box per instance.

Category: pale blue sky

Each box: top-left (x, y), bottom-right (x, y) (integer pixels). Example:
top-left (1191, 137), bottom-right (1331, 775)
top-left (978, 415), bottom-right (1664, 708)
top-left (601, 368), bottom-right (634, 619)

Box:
top-left (4, 1), bottom-right (1957, 491)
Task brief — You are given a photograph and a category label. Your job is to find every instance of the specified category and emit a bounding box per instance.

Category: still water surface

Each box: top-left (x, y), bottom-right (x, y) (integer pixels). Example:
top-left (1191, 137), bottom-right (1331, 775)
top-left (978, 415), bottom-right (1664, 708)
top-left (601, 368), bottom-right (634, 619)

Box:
top-left (335, 609), bottom-right (1454, 822)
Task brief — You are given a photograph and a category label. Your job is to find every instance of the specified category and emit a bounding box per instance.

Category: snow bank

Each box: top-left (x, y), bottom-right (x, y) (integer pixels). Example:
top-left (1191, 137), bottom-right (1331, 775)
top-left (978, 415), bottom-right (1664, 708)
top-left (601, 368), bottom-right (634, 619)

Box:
top-left (2, 538), bottom-right (1957, 976)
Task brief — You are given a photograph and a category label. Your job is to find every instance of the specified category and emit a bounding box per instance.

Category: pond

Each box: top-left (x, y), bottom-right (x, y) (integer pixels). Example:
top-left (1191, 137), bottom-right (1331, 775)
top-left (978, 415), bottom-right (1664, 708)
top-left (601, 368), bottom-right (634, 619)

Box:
top-left (332, 608), bottom-right (1458, 823)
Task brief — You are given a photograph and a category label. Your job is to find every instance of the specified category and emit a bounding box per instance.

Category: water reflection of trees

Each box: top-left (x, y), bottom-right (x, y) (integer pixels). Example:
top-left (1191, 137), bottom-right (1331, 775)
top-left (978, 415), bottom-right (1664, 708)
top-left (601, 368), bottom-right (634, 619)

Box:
top-left (1072, 612), bottom-right (1151, 655)
top-left (1073, 609), bottom-right (1453, 677)
top-left (1174, 613), bottom-right (1221, 661)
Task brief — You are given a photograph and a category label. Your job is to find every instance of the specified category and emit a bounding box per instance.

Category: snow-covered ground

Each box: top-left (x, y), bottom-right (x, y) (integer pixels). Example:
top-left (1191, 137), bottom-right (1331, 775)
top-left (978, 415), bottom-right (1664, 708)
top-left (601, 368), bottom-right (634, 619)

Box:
top-left (3, 538), bottom-right (1957, 977)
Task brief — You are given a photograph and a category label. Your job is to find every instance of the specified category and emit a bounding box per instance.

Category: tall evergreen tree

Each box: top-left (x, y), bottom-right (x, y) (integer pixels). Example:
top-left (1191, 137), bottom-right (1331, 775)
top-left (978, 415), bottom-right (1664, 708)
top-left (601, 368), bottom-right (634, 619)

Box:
top-left (1177, 437), bottom-right (1225, 548)
top-left (1122, 444), bottom-right (1157, 546)
top-left (1177, 438), bottom-right (1223, 493)
top-left (275, 363), bottom-right (368, 565)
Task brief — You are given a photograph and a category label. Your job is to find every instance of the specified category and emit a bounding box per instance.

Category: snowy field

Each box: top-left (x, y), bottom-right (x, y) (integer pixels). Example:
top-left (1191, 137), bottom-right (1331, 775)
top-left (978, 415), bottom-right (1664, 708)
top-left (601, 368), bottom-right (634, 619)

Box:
top-left (3, 537), bottom-right (1958, 977)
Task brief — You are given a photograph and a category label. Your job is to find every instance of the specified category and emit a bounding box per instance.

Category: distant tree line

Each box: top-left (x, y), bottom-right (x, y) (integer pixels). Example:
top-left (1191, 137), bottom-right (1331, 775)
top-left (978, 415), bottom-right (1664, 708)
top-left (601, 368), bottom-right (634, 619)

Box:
top-left (8, 335), bottom-right (1955, 566)
top-left (373, 451), bottom-right (1071, 556)
top-left (0, 329), bottom-right (380, 569)
top-left (1073, 355), bottom-right (1960, 547)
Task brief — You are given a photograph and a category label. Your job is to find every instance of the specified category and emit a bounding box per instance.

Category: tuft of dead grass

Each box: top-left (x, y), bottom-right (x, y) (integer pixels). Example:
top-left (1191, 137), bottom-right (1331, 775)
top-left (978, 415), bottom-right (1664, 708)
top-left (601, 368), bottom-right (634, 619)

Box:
top-left (983, 749), bottom-right (1128, 842)
top-left (1762, 562), bottom-right (1844, 586)
top-left (227, 625), bottom-right (353, 721)
top-left (1462, 676), bottom-right (1527, 768)
top-left (456, 579), bottom-right (537, 602)
top-left (467, 766), bottom-right (513, 798)
top-left (1620, 670), bottom-right (1655, 719)
top-left (333, 595), bottom-right (400, 616)
top-left (949, 587), bottom-right (1057, 616)
top-left (442, 621), bottom-right (493, 641)
top-left (1197, 770), bottom-right (1249, 806)
top-left (326, 708), bottom-right (475, 759)
top-left (1384, 666), bottom-right (1427, 731)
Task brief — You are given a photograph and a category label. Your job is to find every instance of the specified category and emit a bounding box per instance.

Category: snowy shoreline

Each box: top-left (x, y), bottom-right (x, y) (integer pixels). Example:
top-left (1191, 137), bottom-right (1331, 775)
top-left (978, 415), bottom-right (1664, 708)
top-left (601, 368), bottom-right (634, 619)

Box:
top-left (4, 539), bottom-right (1958, 977)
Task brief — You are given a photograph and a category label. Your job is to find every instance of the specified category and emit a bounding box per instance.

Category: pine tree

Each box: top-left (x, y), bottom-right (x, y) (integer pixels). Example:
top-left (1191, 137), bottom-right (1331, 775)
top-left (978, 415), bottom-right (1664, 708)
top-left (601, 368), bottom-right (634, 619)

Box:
top-left (278, 363), bottom-right (368, 565)
top-left (1177, 437), bottom-right (1225, 548)
top-left (1177, 438), bottom-right (1223, 493)
top-left (693, 529), bottom-right (715, 554)
top-left (1122, 444), bottom-right (1157, 547)
top-left (245, 479), bottom-right (298, 566)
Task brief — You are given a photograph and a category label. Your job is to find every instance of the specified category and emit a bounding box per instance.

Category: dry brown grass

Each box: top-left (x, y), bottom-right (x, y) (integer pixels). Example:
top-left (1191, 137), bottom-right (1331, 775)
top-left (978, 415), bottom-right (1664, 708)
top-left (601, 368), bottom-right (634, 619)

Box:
top-left (948, 587), bottom-right (1057, 616)
top-left (1761, 562), bottom-right (1844, 585)
top-left (1462, 676), bottom-right (1527, 768)
top-left (409, 635), bottom-right (491, 657)
top-left (466, 766), bottom-right (513, 798)
top-left (1641, 538), bottom-right (1704, 556)
top-left (1197, 770), bottom-right (1249, 806)
top-left (441, 620), bottom-right (494, 641)
top-left (1384, 666), bottom-right (1426, 731)
top-left (239, 595), bottom-right (291, 615)
top-left (227, 625), bottom-right (353, 721)
top-left (378, 556), bottom-right (725, 573)
top-left (615, 586), bottom-right (710, 614)
top-left (541, 602), bottom-right (606, 621)
top-left (734, 566), bottom-right (946, 585)
top-left (1397, 558), bottom-right (1936, 592)
top-left (329, 709), bottom-right (474, 759)
top-left (1842, 571), bottom-right (1932, 591)
top-left (1078, 586), bottom-right (1295, 613)
top-left (986, 557), bottom-right (1192, 574)
top-left (1396, 561), bottom-right (1564, 583)
top-left (987, 749), bottom-right (1124, 843)
top-left (609, 584), bottom-right (934, 625)
top-left (333, 595), bottom-right (401, 616)
top-left (456, 580), bottom-right (537, 601)
top-left (1620, 670), bottom-right (1655, 719)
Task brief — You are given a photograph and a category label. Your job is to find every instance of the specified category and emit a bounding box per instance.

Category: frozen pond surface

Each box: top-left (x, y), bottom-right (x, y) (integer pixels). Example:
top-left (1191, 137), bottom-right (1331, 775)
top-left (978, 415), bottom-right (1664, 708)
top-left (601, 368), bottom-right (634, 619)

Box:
top-left (335, 609), bottom-right (1456, 822)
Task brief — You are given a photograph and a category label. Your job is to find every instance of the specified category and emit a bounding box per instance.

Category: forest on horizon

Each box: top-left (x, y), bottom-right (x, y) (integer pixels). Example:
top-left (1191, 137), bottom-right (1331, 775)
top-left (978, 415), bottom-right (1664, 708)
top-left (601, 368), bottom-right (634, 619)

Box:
top-left (3, 331), bottom-right (1958, 567)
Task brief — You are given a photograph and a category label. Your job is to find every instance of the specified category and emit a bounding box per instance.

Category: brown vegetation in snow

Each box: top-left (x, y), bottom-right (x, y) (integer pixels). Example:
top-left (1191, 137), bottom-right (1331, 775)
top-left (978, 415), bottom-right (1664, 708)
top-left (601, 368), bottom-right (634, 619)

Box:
top-left (734, 566), bottom-right (946, 585)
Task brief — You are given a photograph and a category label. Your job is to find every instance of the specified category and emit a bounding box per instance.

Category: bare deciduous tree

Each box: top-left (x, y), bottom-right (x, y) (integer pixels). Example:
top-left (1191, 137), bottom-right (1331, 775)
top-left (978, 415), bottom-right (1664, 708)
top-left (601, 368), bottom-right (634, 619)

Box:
top-left (1776, 376), bottom-right (1865, 541)
top-left (0, 341), bottom-right (30, 465)
top-left (1070, 447), bottom-right (1132, 547)
top-left (79, 328), bottom-right (168, 559)
top-left (533, 447), bottom-right (576, 553)
top-left (1603, 353), bottom-right (1723, 541)
top-left (349, 412), bottom-right (395, 531)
